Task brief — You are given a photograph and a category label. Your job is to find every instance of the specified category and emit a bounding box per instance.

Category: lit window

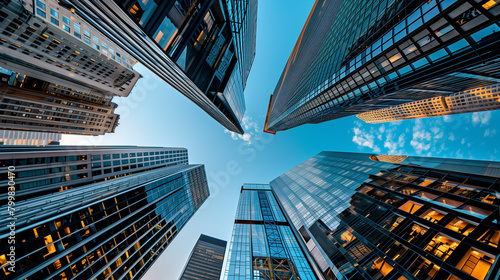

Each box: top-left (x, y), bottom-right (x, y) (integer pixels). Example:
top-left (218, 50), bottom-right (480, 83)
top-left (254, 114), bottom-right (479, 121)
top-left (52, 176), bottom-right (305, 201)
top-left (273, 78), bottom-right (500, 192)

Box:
top-left (483, 0), bottom-right (499, 10)
top-left (424, 233), bottom-right (459, 261)
top-left (445, 217), bottom-right (476, 236)
top-left (452, 248), bottom-right (495, 280)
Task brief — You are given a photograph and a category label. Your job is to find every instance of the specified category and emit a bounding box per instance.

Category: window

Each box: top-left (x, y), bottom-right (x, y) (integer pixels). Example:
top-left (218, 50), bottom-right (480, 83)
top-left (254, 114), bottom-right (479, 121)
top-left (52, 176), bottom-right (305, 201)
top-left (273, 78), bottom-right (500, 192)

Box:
top-left (50, 17), bottom-right (59, 26)
top-left (74, 32), bottom-right (81, 39)
top-left (84, 30), bottom-right (90, 37)
top-left (62, 16), bottom-right (70, 25)
top-left (84, 37), bottom-right (90, 44)
top-left (63, 25), bottom-right (70, 33)
top-left (93, 43), bottom-right (100, 50)
top-left (452, 248), bottom-right (495, 280)
top-left (424, 234), bottom-right (459, 261)
top-left (102, 42), bottom-right (107, 48)
top-left (50, 8), bottom-right (58, 18)
top-left (93, 36), bottom-right (99, 43)
top-left (109, 48), bottom-right (114, 54)
top-left (73, 23), bottom-right (81, 33)
top-left (36, 0), bottom-right (46, 10)
top-left (36, 9), bottom-right (46, 18)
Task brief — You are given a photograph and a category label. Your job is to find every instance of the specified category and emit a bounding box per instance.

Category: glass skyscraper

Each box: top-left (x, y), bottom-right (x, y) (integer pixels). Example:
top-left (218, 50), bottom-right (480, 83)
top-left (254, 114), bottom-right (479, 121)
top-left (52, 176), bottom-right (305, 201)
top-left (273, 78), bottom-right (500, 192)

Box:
top-left (270, 151), bottom-right (500, 280)
top-left (179, 234), bottom-right (227, 280)
top-left (224, 184), bottom-right (319, 280)
top-left (265, 0), bottom-right (500, 132)
top-left (0, 145), bottom-right (208, 280)
top-left (0, 145), bottom-right (188, 201)
top-left (64, 0), bottom-right (258, 134)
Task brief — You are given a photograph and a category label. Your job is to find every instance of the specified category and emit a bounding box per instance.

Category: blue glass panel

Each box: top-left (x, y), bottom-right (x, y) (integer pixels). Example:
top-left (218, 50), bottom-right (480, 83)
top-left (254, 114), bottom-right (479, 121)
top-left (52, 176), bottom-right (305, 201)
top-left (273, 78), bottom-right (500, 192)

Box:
top-left (447, 39), bottom-right (470, 53)
top-left (470, 24), bottom-right (500, 42)
top-left (428, 48), bottom-right (449, 62)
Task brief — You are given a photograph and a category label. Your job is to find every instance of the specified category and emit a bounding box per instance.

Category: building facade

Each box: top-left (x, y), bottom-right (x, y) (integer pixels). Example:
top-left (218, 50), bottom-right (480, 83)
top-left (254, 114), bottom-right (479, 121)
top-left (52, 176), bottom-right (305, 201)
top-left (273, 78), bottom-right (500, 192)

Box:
top-left (0, 0), bottom-right (141, 98)
top-left (270, 151), bottom-right (500, 280)
top-left (357, 84), bottom-right (500, 123)
top-left (0, 68), bottom-right (121, 135)
top-left (179, 234), bottom-right (227, 280)
top-left (63, 0), bottom-right (258, 134)
top-left (0, 129), bottom-right (61, 145)
top-left (224, 184), bottom-right (319, 280)
top-left (265, 0), bottom-right (500, 132)
top-left (0, 162), bottom-right (209, 280)
top-left (0, 145), bottom-right (188, 201)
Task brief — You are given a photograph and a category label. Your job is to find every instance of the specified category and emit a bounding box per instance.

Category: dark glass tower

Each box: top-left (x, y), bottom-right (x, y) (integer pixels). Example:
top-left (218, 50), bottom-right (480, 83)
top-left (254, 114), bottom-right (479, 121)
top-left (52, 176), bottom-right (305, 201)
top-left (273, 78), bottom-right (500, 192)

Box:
top-left (224, 184), bottom-right (320, 280)
top-left (265, 0), bottom-right (500, 132)
top-left (270, 152), bottom-right (500, 280)
top-left (63, 0), bottom-right (258, 134)
top-left (0, 145), bottom-right (188, 201)
top-left (0, 146), bottom-right (208, 280)
top-left (179, 234), bottom-right (227, 280)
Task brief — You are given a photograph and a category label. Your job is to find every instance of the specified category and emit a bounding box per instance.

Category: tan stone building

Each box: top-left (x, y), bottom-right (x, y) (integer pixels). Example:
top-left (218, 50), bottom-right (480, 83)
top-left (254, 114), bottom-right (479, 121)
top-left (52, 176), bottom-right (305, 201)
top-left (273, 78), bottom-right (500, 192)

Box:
top-left (358, 84), bottom-right (500, 123)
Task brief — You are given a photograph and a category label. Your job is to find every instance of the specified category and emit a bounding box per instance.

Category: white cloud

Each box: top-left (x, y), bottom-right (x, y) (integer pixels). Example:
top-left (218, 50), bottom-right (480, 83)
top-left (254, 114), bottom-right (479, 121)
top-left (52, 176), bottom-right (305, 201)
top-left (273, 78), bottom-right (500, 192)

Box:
top-left (410, 119), bottom-right (432, 154)
top-left (352, 127), bottom-right (381, 153)
top-left (443, 115), bottom-right (452, 123)
top-left (224, 116), bottom-right (259, 145)
top-left (485, 128), bottom-right (491, 137)
top-left (377, 125), bottom-right (385, 140)
top-left (448, 132), bottom-right (456, 141)
top-left (485, 128), bottom-right (496, 137)
top-left (384, 133), bottom-right (405, 155)
top-left (430, 126), bottom-right (444, 140)
top-left (461, 138), bottom-right (465, 145)
top-left (472, 111), bottom-right (492, 126)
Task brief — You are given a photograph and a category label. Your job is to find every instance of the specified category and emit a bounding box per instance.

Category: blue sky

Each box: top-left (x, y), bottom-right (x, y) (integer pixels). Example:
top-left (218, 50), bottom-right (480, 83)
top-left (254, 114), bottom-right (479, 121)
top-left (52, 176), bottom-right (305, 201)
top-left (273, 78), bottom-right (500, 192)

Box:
top-left (62, 1), bottom-right (500, 279)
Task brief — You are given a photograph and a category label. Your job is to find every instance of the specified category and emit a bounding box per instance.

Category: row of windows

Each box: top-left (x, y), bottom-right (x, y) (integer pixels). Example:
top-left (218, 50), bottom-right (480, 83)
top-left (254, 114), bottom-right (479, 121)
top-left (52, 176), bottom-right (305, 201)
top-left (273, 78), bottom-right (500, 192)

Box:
top-left (34, 0), bottom-right (132, 68)
top-left (90, 150), bottom-right (187, 161)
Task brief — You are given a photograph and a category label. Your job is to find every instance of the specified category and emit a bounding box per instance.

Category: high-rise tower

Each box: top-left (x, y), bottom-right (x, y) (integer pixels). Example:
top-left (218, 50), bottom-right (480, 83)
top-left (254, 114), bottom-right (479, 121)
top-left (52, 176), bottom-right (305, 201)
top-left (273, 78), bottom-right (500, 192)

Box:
top-left (265, 0), bottom-right (500, 132)
top-left (270, 151), bottom-right (500, 280)
top-left (224, 184), bottom-right (320, 280)
top-left (179, 234), bottom-right (227, 280)
top-left (0, 145), bottom-right (208, 280)
top-left (63, 0), bottom-right (258, 134)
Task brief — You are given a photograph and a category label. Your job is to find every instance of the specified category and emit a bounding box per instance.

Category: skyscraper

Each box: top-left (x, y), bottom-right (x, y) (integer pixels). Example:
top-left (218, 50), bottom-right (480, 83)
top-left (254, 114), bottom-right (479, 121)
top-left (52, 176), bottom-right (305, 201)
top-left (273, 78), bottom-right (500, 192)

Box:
top-left (0, 129), bottom-right (61, 145)
top-left (0, 68), bottom-right (121, 135)
top-left (63, 0), bottom-right (258, 134)
top-left (0, 145), bottom-right (208, 280)
top-left (224, 184), bottom-right (320, 280)
top-left (265, 0), bottom-right (500, 132)
top-left (179, 234), bottom-right (227, 280)
top-left (0, 0), bottom-right (141, 98)
top-left (357, 84), bottom-right (500, 123)
top-left (0, 145), bottom-right (188, 200)
top-left (270, 151), bottom-right (500, 280)
top-left (0, 0), bottom-right (143, 135)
